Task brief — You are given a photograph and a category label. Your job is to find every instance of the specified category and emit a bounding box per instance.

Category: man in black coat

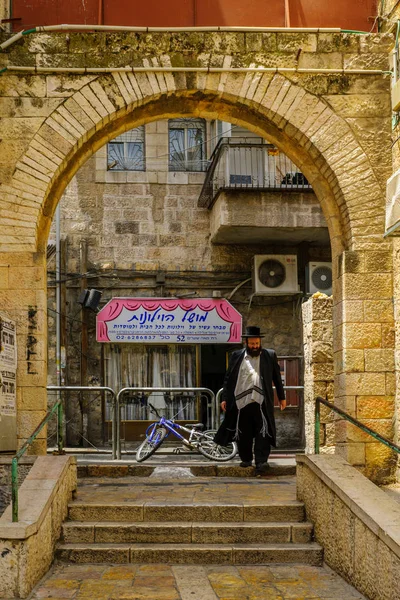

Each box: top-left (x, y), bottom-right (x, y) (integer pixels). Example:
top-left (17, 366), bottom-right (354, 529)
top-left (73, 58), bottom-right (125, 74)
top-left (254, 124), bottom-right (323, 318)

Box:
top-left (214, 326), bottom-right (286, 473)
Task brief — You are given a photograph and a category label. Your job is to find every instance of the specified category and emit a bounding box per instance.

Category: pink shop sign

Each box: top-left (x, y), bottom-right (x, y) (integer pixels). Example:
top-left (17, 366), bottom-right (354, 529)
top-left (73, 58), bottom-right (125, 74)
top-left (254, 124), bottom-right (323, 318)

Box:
top-left (96, 298), bottom-right (242, 344)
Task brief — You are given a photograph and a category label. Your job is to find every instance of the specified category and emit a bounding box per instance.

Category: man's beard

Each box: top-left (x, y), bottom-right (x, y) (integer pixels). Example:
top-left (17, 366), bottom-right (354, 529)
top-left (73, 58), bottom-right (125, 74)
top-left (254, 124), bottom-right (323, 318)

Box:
top-left (246, 346), bottom-right (261, 357)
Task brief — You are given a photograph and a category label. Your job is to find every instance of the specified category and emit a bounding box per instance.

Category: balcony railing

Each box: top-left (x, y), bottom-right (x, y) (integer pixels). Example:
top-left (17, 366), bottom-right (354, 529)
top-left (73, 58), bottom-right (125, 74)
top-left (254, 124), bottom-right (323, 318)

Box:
top-left (198, 137), bottom-right (312, 208)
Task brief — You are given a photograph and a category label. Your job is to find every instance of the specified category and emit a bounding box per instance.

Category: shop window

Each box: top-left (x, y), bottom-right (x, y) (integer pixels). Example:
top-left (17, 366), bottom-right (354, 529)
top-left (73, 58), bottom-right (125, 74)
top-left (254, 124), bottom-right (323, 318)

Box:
top-left (107, 126), bottom-right (145, 171)
top-left (104, 344), bottom-right (197, 421)
top-left (168, 118), bottom-right (207, 172)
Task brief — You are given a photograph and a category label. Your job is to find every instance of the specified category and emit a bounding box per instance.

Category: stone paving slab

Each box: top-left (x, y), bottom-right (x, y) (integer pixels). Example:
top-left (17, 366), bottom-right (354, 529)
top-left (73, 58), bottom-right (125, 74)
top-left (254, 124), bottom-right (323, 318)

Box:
top-left (28, 563), bottom-right (367, 599)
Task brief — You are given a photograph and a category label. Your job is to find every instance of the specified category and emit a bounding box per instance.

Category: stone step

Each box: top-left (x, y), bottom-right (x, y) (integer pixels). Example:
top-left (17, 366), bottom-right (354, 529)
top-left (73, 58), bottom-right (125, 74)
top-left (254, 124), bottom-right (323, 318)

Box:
top-left (68, 502), bottom-right (305, 523)
top-left (56, 542), bottom-right (323, 566)
top-left (76, 462), bottom-right (296, 479)
top-left (62, 521), bottom-right (314, 544)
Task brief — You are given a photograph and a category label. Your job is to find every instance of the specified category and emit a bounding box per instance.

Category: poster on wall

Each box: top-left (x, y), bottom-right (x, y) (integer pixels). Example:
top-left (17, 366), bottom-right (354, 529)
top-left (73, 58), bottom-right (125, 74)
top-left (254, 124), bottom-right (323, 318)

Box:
top-left (0, 369), bottom-right (16, 416)
top-left (97, 298), bottom-right (242, 344)
top-left (0, 315), bottom-right (17, 370)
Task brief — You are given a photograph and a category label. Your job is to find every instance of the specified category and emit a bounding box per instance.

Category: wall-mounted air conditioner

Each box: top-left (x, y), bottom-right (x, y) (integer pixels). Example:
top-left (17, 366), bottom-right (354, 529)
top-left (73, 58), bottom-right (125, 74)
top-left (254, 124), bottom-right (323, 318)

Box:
top-left (253, 255), bottom-right (298, 295)
top-left (307, 262), bottom-right (332, 296)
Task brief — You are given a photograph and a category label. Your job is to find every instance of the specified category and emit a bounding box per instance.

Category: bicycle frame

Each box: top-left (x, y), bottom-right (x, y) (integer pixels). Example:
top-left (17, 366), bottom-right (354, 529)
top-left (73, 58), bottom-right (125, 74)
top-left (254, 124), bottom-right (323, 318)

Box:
top-left (146, 416), bottom-right (206, 449)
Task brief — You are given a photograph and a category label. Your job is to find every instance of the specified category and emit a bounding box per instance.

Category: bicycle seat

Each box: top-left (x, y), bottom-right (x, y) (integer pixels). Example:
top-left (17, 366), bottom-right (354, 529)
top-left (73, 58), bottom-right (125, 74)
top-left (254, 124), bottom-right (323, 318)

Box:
top-left (187, 423), bottom-right (204, 430)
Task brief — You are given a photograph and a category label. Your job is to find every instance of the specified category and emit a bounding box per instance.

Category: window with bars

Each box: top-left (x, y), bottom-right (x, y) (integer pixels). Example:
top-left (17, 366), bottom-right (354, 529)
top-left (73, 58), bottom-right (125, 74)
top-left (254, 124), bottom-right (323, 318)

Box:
top-left (169, 118), bottom-right (207, 172)
top-left (107, 126), bottom-right (145, 171)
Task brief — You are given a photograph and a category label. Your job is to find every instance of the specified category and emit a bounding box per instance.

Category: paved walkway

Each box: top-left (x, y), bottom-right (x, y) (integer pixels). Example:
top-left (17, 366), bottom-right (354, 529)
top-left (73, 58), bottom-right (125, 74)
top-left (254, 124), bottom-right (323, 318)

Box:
top-left (29, 563), bottom-right (366, 599)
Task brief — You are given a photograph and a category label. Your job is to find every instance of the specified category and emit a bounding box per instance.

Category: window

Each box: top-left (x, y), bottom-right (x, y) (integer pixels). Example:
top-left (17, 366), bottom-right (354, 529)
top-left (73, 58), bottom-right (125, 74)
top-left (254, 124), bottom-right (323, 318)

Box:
top-left (107, 126), bottom-right (145, 171)
top-left (169, 118), bottom-right (206, 172)
top-left (104, 344), bottom-right (197, 421)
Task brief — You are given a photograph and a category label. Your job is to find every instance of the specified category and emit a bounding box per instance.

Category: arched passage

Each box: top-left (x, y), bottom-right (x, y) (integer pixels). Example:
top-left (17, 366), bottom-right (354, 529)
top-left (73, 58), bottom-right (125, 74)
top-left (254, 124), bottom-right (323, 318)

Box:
top-left (0, 45), bottom-right (394, 479)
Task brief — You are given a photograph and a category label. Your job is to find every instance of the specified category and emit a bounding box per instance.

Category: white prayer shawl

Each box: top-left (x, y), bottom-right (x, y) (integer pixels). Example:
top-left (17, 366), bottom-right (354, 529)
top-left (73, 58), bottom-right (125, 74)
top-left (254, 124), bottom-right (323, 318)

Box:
top-left (233, 352), bottom-right (270, 440)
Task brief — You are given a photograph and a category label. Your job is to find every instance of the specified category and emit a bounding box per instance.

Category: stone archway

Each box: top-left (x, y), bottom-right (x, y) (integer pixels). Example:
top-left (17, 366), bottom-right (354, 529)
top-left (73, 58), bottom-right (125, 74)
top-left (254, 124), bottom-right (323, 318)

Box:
top-left (0, 30), bottom-right (394, 480)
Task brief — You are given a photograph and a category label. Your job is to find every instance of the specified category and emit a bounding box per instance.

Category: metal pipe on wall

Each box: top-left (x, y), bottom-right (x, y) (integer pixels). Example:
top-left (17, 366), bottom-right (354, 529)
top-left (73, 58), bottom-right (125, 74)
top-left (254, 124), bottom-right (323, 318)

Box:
top-left (55, 204), bottom-right (62, 444)
top-left (0, 65), bottom-right (390, 76)
top-left (284, 0), bottom-right (291, 28)
top-left (98, 0), bottom-right (103, 26)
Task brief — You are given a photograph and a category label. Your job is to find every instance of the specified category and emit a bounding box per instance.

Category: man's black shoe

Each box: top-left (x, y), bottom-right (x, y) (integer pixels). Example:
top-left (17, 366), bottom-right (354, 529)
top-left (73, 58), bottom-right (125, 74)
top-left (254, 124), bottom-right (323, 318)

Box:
top-left (240, 461), bottom-right (252, 468)
top-left (255, 462), bottom-right (269, 474)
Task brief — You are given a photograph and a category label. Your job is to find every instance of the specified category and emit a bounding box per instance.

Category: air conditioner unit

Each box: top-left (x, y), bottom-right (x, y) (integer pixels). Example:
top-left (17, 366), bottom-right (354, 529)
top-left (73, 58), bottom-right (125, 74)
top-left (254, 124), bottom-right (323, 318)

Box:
top-left (307, 262), bottom-right (332, 296)
top-left (253, 255), bottom-right (298, 295)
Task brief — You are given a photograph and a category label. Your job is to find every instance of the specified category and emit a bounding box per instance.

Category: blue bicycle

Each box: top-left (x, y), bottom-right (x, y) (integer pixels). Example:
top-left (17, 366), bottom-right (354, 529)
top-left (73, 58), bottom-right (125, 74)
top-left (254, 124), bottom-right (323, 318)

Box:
top-left (135, 402), bottom-right (237, 462)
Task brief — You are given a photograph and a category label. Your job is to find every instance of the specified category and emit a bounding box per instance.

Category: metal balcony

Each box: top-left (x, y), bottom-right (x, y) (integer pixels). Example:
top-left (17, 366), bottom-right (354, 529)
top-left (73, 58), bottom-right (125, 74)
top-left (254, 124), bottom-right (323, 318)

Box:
top-left (198, 137), bottom-right (312, 208)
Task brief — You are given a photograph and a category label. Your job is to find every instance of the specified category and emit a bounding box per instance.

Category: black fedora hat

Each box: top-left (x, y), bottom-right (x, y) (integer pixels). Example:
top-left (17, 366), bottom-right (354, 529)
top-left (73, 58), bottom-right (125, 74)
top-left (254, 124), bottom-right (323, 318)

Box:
top-left (242, 326), bottom-right (265, 338)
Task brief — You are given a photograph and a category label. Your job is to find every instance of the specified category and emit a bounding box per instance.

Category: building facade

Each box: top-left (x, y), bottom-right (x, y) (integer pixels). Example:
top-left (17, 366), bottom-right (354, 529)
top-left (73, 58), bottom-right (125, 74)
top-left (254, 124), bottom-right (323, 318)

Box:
top-left (47, 119), bottom-right (331, 448)
top-left (0, 0), bottom-right (398, 481)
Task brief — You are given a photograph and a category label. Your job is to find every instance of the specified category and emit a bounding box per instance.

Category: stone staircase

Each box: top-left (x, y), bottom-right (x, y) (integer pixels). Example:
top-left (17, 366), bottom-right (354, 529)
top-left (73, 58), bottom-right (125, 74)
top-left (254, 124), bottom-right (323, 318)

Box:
top-left (56, 472), bottom-right (323, 565)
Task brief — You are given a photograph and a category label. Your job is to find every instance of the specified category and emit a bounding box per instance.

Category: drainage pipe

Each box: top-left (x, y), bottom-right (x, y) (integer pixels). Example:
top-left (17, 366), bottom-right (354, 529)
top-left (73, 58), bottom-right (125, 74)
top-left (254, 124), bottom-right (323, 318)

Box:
top-left (55, 204), bottom-right (62, 448)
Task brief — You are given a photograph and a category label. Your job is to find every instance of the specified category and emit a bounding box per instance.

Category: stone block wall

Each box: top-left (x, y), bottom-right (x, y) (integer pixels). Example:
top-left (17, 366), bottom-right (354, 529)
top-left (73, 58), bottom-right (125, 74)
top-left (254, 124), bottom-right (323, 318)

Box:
top-left (0, 29), bottom-right (393, 476)
top-left (0, 457), bottom-right (35, 517)
top-left (297, 455), bottom-right (400, 600)
top-left (0, 455), bottom-right (77, 599)
top-left (302, 295), bottom-right (334, 454)
top-left (46, 120), bottom-right (331, 448)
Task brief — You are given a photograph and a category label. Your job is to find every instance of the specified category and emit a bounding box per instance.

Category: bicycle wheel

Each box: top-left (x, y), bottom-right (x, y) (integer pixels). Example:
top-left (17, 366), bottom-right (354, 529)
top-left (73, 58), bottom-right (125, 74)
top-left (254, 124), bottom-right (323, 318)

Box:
top-left (135, 425), bottom-right (167, 462)
top-left (197, 429), bottom-right (237, 462)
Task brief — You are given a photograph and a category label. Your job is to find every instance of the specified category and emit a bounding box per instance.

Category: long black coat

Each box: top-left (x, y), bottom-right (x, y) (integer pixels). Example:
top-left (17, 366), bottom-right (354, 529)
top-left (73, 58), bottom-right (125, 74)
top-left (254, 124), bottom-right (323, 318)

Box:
top-left (214, 348), bottom-right (285, 447)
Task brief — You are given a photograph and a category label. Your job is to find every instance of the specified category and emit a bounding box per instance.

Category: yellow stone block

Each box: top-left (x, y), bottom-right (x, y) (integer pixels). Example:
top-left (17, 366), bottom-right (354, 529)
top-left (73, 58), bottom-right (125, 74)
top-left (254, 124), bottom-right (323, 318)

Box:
top-left (334, 349), bottom-right (364, 373)
top-left (17, 386), bottom-right (47, 411)
top-left (0, 289), bottom-right (37, 311)
top-left (336, 372), bottom-right (386, 396)
top-left (17, 410), bottom-right (47, 439)
top-left (342, 273), bottom-right (393, 300)
top-left (364, 300), bottom-right (394, 323)
top-left (336, 418), bottom-right (393, 443)
top-left (364, 250), bottom-right (392, 273)
top-left (364, 349), bottom-right (394, 372)
top-left (356, 396), bottom-right (394, 419)
top-left (334, 394), bottom-right (356, 414)
top-left (312, 363), bottom-right (334, 381)
top-left (0, 266), bottom-right (8, 289)
top-left (336, 441), bottom-right (366, 466)
top-left (333, 323), bottom-right (344, 351)
top-left (17, 359), bottom-right (47, 387)
top-left (344, 323), bottom-right (381, 349)
top-left (363, 444), bottom-right (398, 483)
top-left (385, 372), bottom-right (396, 395)
top-left (8, 266), bottom-right (45, 290)
top-left (381, 324), bottom-right (395, 348)
top-left (333, 300), bottom-right (363, 325)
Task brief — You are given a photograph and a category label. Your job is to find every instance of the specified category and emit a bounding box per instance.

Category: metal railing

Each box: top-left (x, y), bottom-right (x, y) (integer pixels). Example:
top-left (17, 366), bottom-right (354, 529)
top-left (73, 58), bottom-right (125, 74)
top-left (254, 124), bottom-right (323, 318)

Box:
top-left (47, 385), bottom-right (118, 457)
top-left (115, 387), bottom-right (216, 460)
top-left (11, 399), bottom-right (63, 522)
top-left (315, 396), bottom-right (400, 455)
top-left (198, 137), bottom-right (312, 208)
